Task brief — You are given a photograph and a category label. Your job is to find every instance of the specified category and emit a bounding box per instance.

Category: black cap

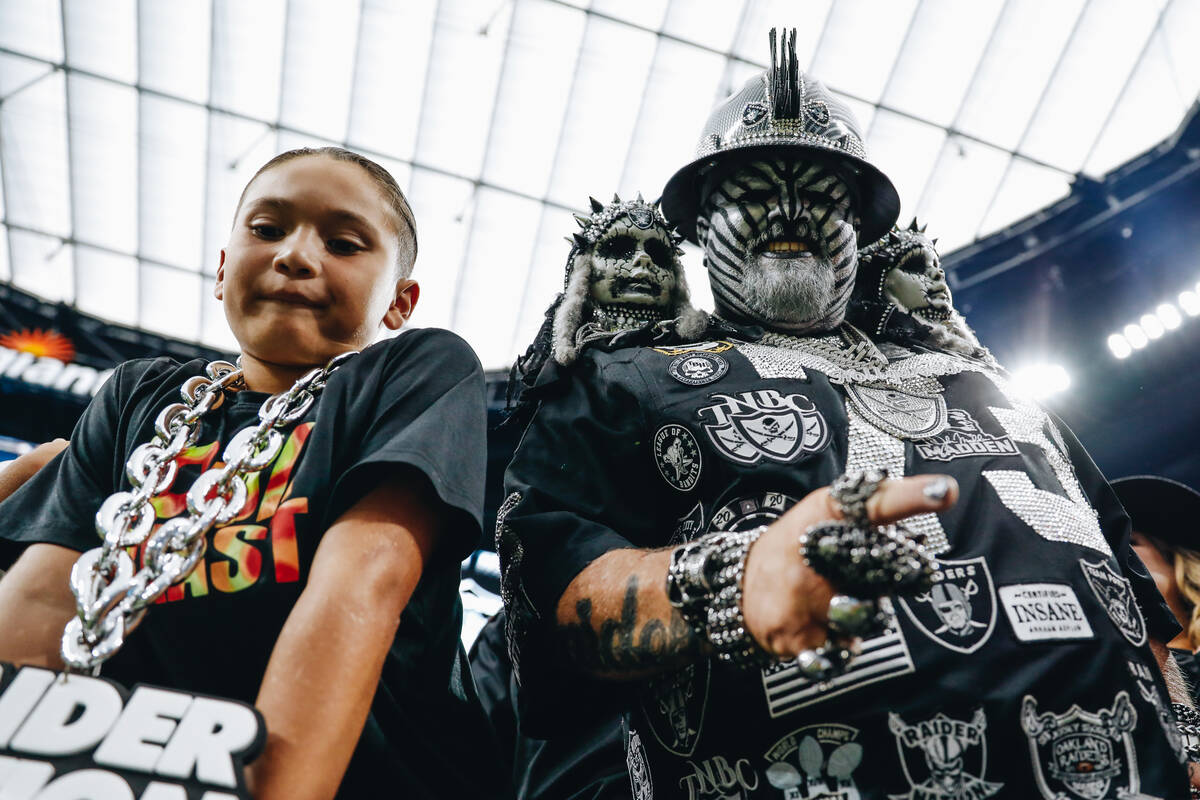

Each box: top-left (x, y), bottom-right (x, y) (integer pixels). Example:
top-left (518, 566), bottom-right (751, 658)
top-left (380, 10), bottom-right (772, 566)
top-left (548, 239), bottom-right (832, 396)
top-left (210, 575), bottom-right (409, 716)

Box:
top-left (1111, 475), bottom-right (1200, 549)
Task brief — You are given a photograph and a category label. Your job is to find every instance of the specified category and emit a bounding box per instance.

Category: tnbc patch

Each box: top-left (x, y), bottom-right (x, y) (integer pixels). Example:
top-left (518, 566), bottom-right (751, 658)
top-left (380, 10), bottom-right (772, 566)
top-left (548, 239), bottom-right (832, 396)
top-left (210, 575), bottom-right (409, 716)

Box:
top-left (698, 389), bottom-right (829, 465)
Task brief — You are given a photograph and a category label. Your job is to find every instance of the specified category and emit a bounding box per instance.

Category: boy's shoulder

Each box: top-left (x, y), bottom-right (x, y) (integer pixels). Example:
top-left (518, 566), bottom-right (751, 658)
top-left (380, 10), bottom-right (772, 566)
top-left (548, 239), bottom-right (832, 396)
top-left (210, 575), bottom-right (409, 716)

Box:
top-left (109, 356), bottom-right (209, 399)
top-left (358, 327), bottom-right (482, 376)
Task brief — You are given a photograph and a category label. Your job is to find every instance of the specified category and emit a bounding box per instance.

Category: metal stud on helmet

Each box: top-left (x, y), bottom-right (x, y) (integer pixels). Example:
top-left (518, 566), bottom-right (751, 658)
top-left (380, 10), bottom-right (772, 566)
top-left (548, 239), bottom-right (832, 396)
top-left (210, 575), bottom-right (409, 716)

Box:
top-left (661, 28), bottom-right (901, 246)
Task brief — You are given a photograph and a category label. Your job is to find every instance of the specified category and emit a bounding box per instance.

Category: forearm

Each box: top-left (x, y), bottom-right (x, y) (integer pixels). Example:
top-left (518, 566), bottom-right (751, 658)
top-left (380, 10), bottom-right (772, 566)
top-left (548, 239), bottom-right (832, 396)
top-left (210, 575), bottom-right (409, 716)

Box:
top-left (554, 548), bottom-right (705, 679)
top-left (0, 543), bottom-right (78, 668)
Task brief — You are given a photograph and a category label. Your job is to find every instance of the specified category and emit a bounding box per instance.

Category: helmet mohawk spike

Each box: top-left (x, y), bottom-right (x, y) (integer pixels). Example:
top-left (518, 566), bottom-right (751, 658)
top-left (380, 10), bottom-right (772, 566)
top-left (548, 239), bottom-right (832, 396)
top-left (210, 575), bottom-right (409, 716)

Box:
top-left (573, 213), bottom-right (591, 228)
top-left (769, 27), bottom-right (802, 121)
top-left (612, 192), bottom-right (621, 204)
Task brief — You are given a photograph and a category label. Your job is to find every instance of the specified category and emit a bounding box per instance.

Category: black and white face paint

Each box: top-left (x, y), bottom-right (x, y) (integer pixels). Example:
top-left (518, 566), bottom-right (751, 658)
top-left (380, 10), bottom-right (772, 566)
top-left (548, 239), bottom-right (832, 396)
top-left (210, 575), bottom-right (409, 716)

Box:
top-left (886, 247), bottom-right (952, 319)
top-left (697, 158), bottom-right (859, 332)
top-left (589, 220), bottom-right (678, 309)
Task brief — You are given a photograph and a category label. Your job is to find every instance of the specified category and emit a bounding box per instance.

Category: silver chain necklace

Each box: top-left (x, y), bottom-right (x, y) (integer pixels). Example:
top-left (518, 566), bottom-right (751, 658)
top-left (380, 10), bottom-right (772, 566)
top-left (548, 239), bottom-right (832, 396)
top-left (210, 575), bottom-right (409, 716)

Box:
top-left (61, 351), bottom-right (356, 674)
top-left (758, 323), bottom-right (891, 384)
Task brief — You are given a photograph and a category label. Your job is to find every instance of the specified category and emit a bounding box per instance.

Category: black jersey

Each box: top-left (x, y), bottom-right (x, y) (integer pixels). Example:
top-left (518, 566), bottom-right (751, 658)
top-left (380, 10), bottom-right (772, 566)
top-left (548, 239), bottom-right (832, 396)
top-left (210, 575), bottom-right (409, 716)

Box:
top-left (500, 326), bottom-right (1186, 800)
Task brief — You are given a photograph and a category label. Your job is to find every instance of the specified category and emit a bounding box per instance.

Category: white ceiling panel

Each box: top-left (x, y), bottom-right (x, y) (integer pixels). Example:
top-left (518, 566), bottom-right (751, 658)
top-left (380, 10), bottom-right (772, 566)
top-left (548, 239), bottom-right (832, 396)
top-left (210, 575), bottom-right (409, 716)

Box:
top-left (482, 0), bottom-right (585, 198)
top-left (63, 0), bottom-right (136, 84)
top-left (68, 75), bottom-right (137, 254)
top-left (1, 1), bottom-right (1199, 368)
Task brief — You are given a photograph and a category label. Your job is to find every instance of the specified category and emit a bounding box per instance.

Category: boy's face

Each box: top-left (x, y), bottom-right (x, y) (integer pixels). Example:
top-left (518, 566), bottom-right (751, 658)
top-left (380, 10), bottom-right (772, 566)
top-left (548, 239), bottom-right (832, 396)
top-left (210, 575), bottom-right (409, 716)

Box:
top-left (216, 156), bottom-right (416, 368)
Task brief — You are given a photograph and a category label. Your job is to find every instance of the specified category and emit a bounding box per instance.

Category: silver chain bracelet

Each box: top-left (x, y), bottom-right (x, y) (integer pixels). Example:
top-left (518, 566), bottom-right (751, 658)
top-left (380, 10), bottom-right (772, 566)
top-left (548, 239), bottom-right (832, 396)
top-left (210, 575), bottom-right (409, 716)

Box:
top-left (62, 351), bottom-right (356, 674)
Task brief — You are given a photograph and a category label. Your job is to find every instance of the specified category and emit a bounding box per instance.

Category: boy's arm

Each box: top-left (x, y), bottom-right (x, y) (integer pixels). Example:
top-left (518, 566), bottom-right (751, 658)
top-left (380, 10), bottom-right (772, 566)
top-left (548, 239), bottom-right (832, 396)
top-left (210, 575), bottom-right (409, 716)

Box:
top-left (245, 467), bottom-right (442, 800)
top-left (0, 440), bottom-right (68, 505)
top-left (0, 542), bottom-right (78, 668)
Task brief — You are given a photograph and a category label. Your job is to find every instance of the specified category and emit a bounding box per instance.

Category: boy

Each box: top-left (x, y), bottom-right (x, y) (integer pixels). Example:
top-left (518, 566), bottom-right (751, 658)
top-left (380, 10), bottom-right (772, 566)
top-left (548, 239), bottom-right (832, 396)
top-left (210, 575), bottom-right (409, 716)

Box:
top-left (0, 147), bottom-right (504, 799)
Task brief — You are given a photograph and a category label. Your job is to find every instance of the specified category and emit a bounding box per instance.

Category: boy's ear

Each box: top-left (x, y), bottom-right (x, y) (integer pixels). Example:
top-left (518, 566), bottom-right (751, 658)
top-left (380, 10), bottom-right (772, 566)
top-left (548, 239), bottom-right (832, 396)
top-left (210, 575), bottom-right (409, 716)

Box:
top-left (383, 279), bottom-right (419, 331)
top-left (214, 250), bottom-right (227, 300)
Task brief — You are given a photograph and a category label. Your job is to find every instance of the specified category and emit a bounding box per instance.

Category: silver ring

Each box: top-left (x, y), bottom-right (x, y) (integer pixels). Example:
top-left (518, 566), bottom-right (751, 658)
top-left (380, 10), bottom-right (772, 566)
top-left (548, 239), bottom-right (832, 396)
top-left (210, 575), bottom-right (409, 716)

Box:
top-left (829, 468), bottom-right (888, 528)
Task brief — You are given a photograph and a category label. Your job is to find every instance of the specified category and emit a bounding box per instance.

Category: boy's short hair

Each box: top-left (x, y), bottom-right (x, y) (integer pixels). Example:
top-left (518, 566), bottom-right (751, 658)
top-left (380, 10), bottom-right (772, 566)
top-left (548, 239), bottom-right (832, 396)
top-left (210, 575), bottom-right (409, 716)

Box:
top-left (236, 146), bottom-right (418, 278)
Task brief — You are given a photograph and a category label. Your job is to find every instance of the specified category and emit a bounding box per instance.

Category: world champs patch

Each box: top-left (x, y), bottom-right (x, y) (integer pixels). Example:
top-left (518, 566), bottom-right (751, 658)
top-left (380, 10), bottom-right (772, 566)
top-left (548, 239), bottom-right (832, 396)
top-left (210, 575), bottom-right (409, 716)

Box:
top-left (653, 424), bottom-right (702, 492)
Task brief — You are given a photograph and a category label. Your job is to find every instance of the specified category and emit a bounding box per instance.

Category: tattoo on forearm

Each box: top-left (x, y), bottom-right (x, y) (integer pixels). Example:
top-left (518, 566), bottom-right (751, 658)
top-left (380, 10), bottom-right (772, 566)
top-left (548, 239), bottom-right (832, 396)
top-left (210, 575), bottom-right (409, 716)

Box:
top-left (559, 575), bottom-right (702, 673)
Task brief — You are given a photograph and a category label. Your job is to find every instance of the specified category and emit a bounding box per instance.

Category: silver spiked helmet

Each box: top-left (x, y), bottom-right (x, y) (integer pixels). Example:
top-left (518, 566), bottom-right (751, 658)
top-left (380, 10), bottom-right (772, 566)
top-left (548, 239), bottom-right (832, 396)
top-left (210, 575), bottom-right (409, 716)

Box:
top-left (661, 28), bottom-right (900, 246)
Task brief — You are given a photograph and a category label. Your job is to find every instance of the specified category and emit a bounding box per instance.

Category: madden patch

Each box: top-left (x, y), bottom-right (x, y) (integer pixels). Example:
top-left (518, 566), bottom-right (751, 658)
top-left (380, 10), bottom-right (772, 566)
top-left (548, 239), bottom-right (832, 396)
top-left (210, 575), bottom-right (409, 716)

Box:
top-left (741, 101), bottom-right (768, 127)
top-left (626, 728), bottom-right (654, 800)
top-left (897, 556), bottom-right (996, 654)
top-left (888, 709), bottom-right (1003, 799)
top-left (668, 353), bottom-right (728, 386)
top-left (1020, 691), bottom-right (1141, 800)
top-left (650, 340), bottom-right (735, 356)
top-left (709, 491), bottom-right (797, 533)
top-left (698, 389), bottom-right (830, 465)
top-left (913, 408), bottom-right (1019, 462)
top-left (0, 662), bottom-right (263, 800)
top-left (761, 598), bottom-right (914, 717)
top-left (844, 383), bottom-right (948, 440)
top-left (653, 424), bottom-right (702, 492)
top-left (763, 723), bottom-right (863, 798)
top-left (1079, 558), bottom-right (1147, 647)
top-left (640, 662), bottom-right (710, 758)
top-left (998, 583), bottom-right (1094, 643)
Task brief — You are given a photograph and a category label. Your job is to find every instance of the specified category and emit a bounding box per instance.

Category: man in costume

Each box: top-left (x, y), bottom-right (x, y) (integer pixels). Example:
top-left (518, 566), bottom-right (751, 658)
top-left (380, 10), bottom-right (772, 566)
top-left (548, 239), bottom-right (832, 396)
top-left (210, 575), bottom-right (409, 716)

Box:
top-left (500, 29), bottom-right (1191, 799)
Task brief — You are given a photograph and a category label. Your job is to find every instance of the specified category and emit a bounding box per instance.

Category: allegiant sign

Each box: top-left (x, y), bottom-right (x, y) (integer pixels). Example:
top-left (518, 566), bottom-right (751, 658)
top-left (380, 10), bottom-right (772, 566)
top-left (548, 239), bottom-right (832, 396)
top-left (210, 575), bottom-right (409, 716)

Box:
top-left (0, 343), bottom-right (113, 399)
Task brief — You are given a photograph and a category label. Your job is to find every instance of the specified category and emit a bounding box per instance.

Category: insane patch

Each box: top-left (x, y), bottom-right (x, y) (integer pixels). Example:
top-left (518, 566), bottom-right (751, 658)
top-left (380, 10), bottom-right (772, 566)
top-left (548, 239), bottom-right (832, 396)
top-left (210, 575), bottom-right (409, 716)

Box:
top-left (698, 389), bottom-right (830, 465)
top-left (888, 709), bottom-right (1003, 799)
top-left (650, 340), bottom-right (736, 356)
top-left (913, 408), bottom-right (1019, 462)
top-left (1020, 691), bottom-right (1140, 800)
top-left (844, 383), bottom-right (948, 440)
top-left (669, 352), bottom-right (728, 386)
top-left (898, 556), bottom-right (996, 654)
top-left (627, 727), bottom-right (654, 800)
top-left (1079, 558), bottom-right (1147, 647)
top-left (709, 491), bottom-right (797, 533)
top-left (640, 662), bottom-right (710, 758)
top-left (653, 424), bottom-right (702, 492)
top-left (763, 723), bottom-right (863, 798)
top-left (761, 597), bottom-right (914, 717)
top-left (998, 583), bottom-right (1094, 643)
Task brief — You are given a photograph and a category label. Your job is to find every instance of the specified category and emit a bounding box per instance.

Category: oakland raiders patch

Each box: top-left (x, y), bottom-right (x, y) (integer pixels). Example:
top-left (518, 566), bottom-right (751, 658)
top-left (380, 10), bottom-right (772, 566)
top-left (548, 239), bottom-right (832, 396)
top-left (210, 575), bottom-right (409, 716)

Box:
top-left (650, 340), bottom-right (735, 356)
top-left (1020, 691), bottom-right (1141, 800)
top-left (888, 710), bottom-right (1003, 799)
top-left (998, 583), bottom-right (1094, 643)
top-left (1079, 558), bottom-right (1147, 646)
top-left (844, 383), bottom-right (948, 440)
top-left (742, 101), bottom-right (768, 127)
top-left (668, 353), bottom-right (728, 386)
top-left (626, 728), bottom-right (654, 800)
top-left (640, 662), bottom-right (710, 758)
top-left (897, 556), bottom-right (996, 654)
top-left (653, 424), bottom-right (702, 492)
top-left (698, 389), bottom-right (830, 465)
top-left (914, 408), bottom-right (1019, 462)
top-left (671, 502), bottom-right (705, 545)
top-left (763, 723), bottom-right (863, 798)
top-left (710, 491), bottom-right (796, 533)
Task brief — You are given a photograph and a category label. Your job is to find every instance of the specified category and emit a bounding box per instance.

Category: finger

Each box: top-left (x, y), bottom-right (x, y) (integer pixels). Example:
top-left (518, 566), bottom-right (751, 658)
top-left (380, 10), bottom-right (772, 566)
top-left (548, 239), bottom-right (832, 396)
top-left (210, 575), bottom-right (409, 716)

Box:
top-left (808, 474), bottom-right (958, 525)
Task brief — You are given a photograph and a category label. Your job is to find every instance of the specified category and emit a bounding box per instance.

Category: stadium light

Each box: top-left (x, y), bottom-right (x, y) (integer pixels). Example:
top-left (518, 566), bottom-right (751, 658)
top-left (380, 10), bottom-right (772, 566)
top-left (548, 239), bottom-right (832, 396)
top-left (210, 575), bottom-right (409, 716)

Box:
top-left (1107, 333), bottom-right (1132, 359)
top-left (1012, 363), bottom-right (1071, 399)
top-left (1180, 290), bottom-right (1200, 316)
top-left (1156, 303), bottom-right (1182, 330)
top-left (1139, 313), bottom-right (1165, 339)
top-left (1123, 323), bottom-right (1149, 349)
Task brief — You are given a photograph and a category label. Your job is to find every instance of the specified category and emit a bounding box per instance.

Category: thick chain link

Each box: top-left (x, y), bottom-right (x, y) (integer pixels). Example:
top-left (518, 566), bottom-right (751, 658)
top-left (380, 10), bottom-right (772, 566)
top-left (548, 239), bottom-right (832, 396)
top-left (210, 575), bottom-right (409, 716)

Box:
top-left (61, 351), bottom-right (356, 673)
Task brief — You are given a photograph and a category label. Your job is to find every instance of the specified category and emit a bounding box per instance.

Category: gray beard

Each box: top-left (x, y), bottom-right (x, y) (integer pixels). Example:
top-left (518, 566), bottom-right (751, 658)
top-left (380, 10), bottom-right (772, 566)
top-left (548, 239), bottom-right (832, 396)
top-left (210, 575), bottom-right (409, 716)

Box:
top-left (736, 255), bottom-right (840, 329)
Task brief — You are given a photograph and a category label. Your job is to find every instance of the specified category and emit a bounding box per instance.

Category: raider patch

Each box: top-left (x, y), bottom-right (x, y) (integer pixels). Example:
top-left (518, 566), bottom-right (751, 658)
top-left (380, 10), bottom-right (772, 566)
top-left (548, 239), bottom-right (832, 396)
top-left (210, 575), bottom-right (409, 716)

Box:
top-left (698, 389), bottom-right (830, 465)
top-left (710, 491), bottom-right (797, 533)
top-left (1020, 691), bottom-right (1140, 800)
top-left (669, 352), bottom-right (729, 386)
top-left (627, 728), bottom-right (654, 800)
top-left (653, 424), bottom-right (702, 492)
top-left (898, 556), bottom-right (996, 654)
top-left (650, 340), bottom-right (736, 356)
top-left (887, 709), bottom-right (1003, 800)
top-left (1079, 558), bottom-right (1147, 647)
top-left (640, 662), bottom-right (710, 758)
top-left (844, 383), bottom-right (948, 441)
top-left (763, 723), bottom-right (863, 798)
top-left (914, 409), bottom-right (1018, 462)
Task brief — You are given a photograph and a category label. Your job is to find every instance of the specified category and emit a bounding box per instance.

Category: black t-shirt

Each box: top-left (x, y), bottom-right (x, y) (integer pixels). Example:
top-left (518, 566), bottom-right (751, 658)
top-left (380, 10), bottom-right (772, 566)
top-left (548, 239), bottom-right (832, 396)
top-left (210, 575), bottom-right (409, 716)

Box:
top-left (500, 329), bottom-right (1188, 800)
top-left (0, 328), bottom-right (506, 799)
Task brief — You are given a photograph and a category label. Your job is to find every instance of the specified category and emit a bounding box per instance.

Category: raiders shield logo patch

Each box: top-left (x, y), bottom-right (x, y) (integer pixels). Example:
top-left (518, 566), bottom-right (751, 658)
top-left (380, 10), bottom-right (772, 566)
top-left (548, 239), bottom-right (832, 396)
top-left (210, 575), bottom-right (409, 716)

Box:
top-left (888, 710), bottom-right (1003, 799)
top-left (640, 662), bottom-right (710, 758)
top-left (742, 101), bottom-right (768, 127)
top-left (698, 390), bottom-right (830, 465)
top-left (653, 424), bottom-right (702, 492)
top-left (1079, 558), bottom-right (1147, 647)
top-left (844, 383), bottom-right (948, 440)
top-left (897, 556), bottom-right (996, 654)
top-left (627, 204), bottom-right (654, 229)
top-left (668, 353), bottom-right (728, 386)
top-left (763, 723), bottom-right (863, 798)
top-left (1020, 691), bottom-right (1140, 800)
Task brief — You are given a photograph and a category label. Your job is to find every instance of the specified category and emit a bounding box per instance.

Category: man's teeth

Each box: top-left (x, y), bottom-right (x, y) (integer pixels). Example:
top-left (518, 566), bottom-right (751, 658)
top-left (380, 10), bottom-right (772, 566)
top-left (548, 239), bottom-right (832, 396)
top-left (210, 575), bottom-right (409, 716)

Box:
top-left (765, 241), bottom-right (808, 253)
